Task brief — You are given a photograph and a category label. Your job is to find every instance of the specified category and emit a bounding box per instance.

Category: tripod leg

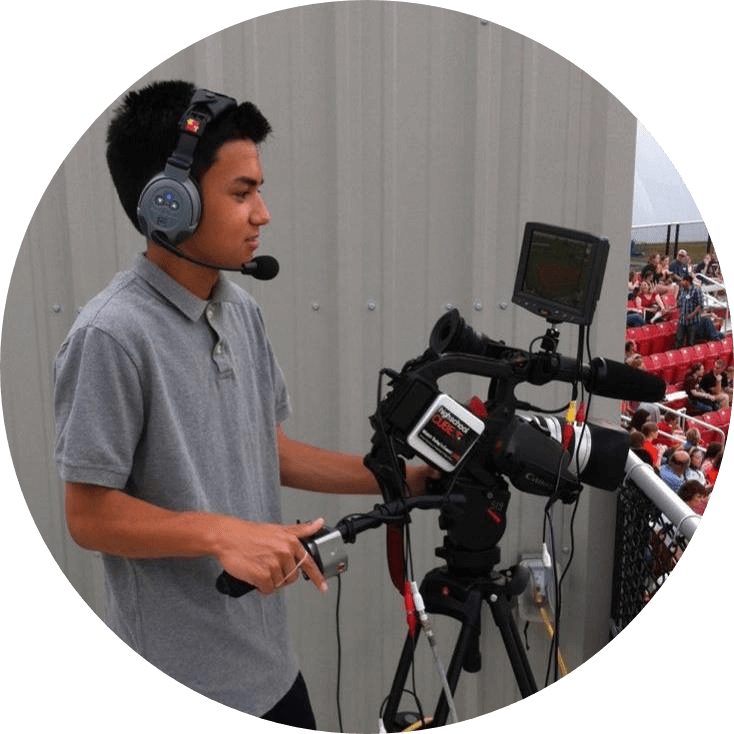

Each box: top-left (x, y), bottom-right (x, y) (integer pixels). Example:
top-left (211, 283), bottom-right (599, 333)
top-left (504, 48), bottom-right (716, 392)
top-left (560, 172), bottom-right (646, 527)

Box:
top-left (382, 627), bottom-right (421, 731)
top-left (431, 586), bottom-right (483, 727)
top-left (488, 593), bottom-right (538, 698)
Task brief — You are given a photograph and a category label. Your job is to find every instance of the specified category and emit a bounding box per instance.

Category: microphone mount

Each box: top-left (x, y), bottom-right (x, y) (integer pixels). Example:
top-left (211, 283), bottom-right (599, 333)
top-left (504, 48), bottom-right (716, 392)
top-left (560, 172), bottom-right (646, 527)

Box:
top-left (150, 233), bottom-right (279, 280)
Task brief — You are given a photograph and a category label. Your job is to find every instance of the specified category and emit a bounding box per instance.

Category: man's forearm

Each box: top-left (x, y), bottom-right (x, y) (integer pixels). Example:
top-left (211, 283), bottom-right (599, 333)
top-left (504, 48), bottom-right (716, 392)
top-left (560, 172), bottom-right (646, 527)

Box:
top-left (277, 428), bottom-right (380, 495)
top-left (65, 481), bottom-right (225, 559)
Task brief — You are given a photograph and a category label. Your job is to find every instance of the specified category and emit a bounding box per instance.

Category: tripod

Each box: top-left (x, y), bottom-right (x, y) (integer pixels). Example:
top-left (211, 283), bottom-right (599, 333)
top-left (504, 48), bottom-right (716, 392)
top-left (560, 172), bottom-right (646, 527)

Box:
top-left (380, 484), bottom-right (539, 730)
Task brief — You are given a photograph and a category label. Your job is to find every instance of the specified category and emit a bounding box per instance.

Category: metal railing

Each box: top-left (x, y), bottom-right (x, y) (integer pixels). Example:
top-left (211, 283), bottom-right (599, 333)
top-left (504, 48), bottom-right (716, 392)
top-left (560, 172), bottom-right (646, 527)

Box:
top-left (610, 452), bottom-right (701, 636)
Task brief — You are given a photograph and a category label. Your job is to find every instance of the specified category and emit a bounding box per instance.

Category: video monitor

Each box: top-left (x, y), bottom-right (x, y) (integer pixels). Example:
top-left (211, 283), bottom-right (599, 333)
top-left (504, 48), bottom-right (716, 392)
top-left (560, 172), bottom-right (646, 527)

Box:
top-left (511, 222), bottom-right (609, 326)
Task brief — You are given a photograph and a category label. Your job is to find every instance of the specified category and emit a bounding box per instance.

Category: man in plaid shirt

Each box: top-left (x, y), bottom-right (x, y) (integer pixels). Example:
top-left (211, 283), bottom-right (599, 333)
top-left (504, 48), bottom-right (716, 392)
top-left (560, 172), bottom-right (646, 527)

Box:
top-left (675, 273), bottom-right (704, 347)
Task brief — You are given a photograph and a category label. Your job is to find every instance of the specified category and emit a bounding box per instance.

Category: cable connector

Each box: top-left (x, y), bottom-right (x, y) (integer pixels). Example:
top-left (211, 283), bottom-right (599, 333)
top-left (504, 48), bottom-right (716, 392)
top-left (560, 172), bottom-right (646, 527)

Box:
top-left (562, 400), bottom-right (576, 450)
top-left (409, 581), bottom-right (433, 639)
top-left (403, 580), bottom-right (417, 638)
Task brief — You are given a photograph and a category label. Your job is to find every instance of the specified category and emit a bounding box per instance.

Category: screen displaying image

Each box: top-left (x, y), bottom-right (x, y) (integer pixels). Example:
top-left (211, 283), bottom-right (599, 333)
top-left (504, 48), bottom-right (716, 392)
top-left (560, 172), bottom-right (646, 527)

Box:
top-left (521, 231), bottom-right (594, 309)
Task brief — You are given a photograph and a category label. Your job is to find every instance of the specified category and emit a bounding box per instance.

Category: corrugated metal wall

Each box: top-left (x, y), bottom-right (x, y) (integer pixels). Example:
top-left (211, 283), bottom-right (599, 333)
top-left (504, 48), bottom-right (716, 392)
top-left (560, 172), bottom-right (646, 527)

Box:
top-left (1, 3), bottom-right (636, 731)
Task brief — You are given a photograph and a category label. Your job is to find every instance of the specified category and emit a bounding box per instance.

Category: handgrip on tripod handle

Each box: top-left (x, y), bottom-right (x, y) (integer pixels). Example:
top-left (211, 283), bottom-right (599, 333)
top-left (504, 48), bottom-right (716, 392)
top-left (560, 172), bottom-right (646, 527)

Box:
top-left (216, 571), bottom-right (256, 597)
top-left (216, 525), bottom-right (349, 597)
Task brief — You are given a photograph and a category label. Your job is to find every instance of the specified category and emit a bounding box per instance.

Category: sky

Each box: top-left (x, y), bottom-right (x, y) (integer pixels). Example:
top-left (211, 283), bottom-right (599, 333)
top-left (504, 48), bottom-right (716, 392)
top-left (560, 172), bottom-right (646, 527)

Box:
top-left (633, 123), bottom-right (703, 227)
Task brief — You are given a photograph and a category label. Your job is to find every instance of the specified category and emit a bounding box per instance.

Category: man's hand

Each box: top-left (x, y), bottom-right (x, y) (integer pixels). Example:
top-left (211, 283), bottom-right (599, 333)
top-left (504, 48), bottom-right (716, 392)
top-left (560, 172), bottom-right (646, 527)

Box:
top-left (404, 463), bottom-right (442, 497)
top-left (214, 516), bottom-right (329, 595)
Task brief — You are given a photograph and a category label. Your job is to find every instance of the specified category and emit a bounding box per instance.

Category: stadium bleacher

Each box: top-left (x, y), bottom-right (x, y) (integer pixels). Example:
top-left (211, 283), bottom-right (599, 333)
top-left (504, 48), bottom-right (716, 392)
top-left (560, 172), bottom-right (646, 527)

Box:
top-left (626, 322), bottom-right (732, 444)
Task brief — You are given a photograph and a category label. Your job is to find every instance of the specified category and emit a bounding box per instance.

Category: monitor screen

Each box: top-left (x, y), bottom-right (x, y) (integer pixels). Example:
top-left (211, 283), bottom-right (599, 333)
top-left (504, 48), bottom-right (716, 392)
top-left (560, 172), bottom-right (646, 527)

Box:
top-left (512, 222), bottom-right (609, 325)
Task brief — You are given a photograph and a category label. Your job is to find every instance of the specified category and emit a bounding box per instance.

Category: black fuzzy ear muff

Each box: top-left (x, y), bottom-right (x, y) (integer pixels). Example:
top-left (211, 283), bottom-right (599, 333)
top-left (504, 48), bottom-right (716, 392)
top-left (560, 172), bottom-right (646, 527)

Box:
top-left (137, 88), bottom-right (236, 246)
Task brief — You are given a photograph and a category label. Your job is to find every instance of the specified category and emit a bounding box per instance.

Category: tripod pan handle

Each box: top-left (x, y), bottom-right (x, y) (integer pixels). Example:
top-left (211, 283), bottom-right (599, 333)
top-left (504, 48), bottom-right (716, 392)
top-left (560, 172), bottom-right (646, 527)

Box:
top-left (216, 570), bottom-right (256, 597)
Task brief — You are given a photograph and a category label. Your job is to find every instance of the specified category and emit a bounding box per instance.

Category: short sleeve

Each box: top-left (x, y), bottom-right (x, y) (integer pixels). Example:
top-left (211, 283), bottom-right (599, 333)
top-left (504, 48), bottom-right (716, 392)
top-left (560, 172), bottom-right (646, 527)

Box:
top-left (54, 326), bottom-right (144, 489)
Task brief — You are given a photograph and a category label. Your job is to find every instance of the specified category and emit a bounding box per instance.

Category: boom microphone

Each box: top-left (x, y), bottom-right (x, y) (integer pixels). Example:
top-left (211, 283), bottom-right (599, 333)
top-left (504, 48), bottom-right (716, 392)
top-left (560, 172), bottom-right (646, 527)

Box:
top-left (241, 255), bottom-right (279, 280)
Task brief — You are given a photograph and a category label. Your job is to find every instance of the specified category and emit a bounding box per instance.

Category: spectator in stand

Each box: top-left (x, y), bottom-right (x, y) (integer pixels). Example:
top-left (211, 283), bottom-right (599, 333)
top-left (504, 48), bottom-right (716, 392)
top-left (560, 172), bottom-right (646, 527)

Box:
top-left (641, 422), bottom-right (662, 467)
top-left (659, 449), bottom-right (691, 492)
top-left (683, 427), bottom-right (703, 451)
top-left (628, 270), bottom-right (640, 299)
top-left (678, 479), bottom-right (711, 515)
top-left (657, 411), bottom-right (678, 438)
top-left (684, 362), bottom-right (729, 411)
top-left (694, 251), bottom-right (720, 279)
top-left (669, 248), bottom-right (693, 284)
top-left (695, 310), bottom-right (725, 342)
top-left (629, 408), bottom-right (651, 433)
top-left (626, 285), bottom-right (644, 327)
top-left (706, 450), bottom-right (723, 487)
top-left (700, 358), bottom-right (732, 405)
top-left (629, 430), bottom-right (655, 468)
top-left (687, 447), bottom-right (708, 486)
top-left (675, 274), bottom-right (704, 348)
top-left (655, 256), bottom-right (679, 298)
top-left (640, 253), bottom-right (660, 283)
top-left (702, 441), bottom-right (724, 476)
top-left (624, 339), bottom-right (640, 366)
top-left (635, 280), bottom-right (667, 323)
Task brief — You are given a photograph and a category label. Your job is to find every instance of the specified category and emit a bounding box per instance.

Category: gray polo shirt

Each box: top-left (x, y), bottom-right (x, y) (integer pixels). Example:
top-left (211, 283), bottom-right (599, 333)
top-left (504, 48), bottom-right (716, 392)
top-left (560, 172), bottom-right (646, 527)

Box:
top-left (54, 254), bottom-right (298, 715)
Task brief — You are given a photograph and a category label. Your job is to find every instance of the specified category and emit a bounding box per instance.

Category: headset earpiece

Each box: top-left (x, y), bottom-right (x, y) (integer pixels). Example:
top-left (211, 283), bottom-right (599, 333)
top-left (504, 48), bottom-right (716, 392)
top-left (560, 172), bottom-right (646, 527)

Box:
top-left (136, 88), bottom-right (237, 246)
top-left (137, 171), bottom-right (201, 246)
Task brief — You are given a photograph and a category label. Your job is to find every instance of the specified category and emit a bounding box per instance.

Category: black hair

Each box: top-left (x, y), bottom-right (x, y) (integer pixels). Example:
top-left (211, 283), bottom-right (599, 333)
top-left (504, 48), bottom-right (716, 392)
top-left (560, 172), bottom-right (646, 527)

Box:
top-left (106, 80), bottom-right (272, 233)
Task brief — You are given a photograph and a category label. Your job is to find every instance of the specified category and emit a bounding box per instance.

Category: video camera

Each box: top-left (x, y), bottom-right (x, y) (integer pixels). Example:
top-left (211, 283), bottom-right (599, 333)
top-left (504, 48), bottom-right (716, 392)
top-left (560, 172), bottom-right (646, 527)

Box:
top-left (365, 222), bottom-right (663, 512)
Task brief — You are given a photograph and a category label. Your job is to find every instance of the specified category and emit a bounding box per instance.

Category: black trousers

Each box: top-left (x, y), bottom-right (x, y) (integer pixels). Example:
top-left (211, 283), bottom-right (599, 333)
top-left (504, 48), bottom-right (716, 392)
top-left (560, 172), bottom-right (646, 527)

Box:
top-left (261, 672), bottom-right (317, 730)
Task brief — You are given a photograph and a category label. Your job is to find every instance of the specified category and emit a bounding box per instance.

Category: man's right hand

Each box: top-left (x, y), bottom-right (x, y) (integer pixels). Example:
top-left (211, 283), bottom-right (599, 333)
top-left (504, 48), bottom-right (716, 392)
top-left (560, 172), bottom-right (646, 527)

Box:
top-left (214, 516), bottom-right (329, 595)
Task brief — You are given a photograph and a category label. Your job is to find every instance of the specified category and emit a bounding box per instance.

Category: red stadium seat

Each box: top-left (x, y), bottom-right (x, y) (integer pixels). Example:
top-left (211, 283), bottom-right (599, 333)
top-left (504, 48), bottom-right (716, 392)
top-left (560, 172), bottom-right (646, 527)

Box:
top-left (647, 353), bottom-right (668, 380)
top-left (659, 350), bottom-right (678, 385)
top-left (721, 336), bottom-right (734, 367)
top-left (636, 325), bottom-right (656, 356)
top-left (672, 347), bottom-right (694, 386)
top-left (663, 384), bottom-right (687, 410)
top-left (625, 326), bottom-right (643, 345)
top-left (702, 340), bottom-right (723, 372)
top-left (649, 323), bottom-right (669, 355)
top-left (716, 407), bottom-right (731, 439)
top-left (695, 413), bottom-right (720, 445)
top-left (691, 343), bottom-right (708, 368)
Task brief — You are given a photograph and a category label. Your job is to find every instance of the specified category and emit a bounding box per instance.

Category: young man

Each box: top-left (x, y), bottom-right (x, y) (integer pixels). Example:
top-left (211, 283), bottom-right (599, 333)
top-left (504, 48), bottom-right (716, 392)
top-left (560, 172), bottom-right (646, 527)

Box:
top-left (674, 273), bottom-right (704, 348)
top-left (54, 81), bottom-right (435, 727)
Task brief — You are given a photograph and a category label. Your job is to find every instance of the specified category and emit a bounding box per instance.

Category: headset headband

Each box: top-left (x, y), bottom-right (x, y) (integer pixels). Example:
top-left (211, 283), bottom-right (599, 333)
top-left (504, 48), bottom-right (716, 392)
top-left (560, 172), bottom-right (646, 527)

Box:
top-left (164, 88), bottom-right (238, 179)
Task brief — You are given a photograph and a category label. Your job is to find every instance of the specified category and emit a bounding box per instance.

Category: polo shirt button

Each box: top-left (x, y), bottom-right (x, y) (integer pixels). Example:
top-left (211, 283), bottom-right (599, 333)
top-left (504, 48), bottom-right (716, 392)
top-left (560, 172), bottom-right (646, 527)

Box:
top-left (215, 342), bottom-right (224, 355)
top-left (206, 307), bottom-right (215, 320)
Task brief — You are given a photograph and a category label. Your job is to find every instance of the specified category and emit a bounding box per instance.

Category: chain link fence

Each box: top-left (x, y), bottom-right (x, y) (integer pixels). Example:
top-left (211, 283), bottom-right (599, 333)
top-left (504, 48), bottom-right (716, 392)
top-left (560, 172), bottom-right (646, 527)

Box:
top-left (610, 480), bottom-right (689, 636)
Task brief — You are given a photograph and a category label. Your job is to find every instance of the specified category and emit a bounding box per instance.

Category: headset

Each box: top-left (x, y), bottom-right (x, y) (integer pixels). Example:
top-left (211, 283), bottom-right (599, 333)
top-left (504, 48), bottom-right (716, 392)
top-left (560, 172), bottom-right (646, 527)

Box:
top-left (137, 88), bottom-right (237, 248)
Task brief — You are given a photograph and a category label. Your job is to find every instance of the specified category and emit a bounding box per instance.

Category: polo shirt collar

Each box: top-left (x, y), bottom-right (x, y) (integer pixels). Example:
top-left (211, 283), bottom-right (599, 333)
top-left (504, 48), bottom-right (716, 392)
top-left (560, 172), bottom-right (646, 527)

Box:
top-left (133, 253), bottom-right (209, 322)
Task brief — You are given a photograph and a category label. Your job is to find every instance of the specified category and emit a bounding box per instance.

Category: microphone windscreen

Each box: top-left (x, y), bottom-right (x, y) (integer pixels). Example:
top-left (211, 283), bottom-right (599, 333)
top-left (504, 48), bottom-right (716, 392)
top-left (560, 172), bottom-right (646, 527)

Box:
top-left (242, 255), bottom-right (280, 280)
top-left (586, 357), bottom-right (666, 402)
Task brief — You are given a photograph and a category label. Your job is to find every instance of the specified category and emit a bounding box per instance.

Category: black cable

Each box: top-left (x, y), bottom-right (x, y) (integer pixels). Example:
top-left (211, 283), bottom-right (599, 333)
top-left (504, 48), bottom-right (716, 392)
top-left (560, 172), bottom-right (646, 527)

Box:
top-left (540, 323), bottom-right (587, 685)
top-left (336, 574), bottom-right (344, 732)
